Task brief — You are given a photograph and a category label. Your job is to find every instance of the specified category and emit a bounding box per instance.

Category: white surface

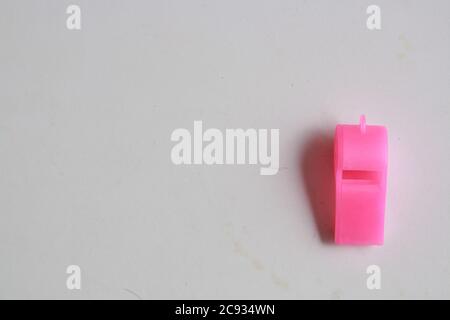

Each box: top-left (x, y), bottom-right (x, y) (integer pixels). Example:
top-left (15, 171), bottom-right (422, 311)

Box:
top-left (0, 0), bottom-right (449, 299)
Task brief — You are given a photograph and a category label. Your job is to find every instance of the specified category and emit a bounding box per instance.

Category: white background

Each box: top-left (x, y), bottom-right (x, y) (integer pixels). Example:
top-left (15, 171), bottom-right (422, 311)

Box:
top-left (0, 0), bottom-right (449, 299)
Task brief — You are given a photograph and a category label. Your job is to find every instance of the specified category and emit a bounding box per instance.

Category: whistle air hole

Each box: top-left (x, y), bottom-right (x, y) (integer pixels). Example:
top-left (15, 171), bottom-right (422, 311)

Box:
top-left (342, 170), bottom-right (379, 181)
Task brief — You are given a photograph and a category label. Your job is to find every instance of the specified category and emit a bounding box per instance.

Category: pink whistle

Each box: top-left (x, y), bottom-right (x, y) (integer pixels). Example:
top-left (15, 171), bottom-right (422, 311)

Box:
top-left (334, 115), bottom-right (388, 245)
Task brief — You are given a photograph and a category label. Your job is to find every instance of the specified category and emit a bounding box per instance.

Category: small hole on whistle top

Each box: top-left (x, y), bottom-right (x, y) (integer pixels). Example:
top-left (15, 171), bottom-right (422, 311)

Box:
top-left (342, 170), bottom-right (378, 181)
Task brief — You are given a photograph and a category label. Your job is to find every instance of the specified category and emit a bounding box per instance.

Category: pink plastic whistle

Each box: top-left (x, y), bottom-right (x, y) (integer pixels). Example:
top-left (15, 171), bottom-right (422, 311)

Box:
top-left (334, 115), bottom-right (388, 245)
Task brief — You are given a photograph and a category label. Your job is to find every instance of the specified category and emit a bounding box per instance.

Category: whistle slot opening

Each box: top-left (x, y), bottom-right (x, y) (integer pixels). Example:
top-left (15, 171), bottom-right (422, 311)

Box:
top-left (342, 170), bottom-right (378, 181)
